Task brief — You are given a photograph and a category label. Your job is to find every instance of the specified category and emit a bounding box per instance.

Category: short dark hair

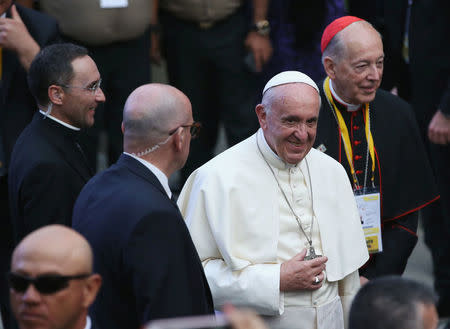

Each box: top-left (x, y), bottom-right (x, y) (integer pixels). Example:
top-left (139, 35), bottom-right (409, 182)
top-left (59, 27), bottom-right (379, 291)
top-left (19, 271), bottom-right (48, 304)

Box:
top-left (27, 43), bottom-right (89, 106)
top-left (349, 276), bottom-right (437, 329)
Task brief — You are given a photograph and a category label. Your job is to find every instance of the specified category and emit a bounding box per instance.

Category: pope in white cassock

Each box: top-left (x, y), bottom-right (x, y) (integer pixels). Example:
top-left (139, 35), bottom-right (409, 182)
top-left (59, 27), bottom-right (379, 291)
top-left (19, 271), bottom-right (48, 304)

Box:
top-left (177, 71), bottom-right (369, 329)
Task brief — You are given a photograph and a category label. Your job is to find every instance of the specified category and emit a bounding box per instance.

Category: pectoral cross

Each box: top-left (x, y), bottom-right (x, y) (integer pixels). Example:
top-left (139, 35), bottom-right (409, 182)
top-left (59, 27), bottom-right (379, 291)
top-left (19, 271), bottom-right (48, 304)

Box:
top-left (305, 246), bottom-right (322, 260)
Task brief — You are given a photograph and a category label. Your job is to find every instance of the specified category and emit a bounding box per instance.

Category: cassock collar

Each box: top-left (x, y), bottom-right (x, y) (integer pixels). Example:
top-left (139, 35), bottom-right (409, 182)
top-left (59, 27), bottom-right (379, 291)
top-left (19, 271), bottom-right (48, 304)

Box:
top-left (257, 128), bottom-right (305, 171)
top-left (84, 316), bottom-right (91, 329)
top-left (39, 110), bottom-right (81, 131)
top-left (329, 80), bottom-right (361, 112)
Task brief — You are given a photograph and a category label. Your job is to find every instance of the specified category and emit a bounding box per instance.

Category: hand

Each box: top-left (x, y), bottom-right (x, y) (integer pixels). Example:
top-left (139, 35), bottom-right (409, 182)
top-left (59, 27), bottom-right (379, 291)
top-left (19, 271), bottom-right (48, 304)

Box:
top-left (224, 304), bottom-right (269, 329)
top-left (428, 110), bottom-right (450, 145)
top-left (280, 248), bottom-right (328, 292)
top-left (359, 275), bottom-right (369, 286)
top-left (244, 31), bottom-right (272, 72)
top-left (0, 4), bottom-right (40, 70)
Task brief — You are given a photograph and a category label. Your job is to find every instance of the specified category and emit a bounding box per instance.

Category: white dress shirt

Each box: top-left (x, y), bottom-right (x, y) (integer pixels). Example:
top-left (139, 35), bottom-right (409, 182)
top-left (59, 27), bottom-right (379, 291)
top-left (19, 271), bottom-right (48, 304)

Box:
top-left (123, 152), bottom-right (172, 198)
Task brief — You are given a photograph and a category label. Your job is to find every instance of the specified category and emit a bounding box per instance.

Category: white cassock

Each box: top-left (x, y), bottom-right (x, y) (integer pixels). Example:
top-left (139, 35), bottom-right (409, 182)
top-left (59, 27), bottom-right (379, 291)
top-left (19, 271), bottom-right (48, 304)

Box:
top-left (178, 129), bottom-right (369, 329)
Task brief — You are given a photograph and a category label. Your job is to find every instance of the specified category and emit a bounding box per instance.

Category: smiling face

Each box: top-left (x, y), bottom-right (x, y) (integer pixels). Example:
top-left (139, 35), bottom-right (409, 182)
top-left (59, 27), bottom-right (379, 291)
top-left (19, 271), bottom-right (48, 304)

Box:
top-left (57, 55), bottom-right (105, 128)
top-left (326, 22), bottom-right (384, 105)
top-left (256, 83), bottom-right (320, 164)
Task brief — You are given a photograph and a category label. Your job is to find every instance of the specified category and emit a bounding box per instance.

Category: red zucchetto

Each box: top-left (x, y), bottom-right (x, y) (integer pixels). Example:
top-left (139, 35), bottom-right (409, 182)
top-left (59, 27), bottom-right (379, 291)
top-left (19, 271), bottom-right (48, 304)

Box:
top-left (321, 16), bottom-right (364, 53)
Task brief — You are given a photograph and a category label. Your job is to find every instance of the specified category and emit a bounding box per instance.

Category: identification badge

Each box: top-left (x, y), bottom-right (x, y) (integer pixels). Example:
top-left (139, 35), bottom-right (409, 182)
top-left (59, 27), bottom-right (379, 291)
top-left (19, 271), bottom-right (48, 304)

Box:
top-left (100, 0), bottom-right (128, 8)
top-left (354, 187), bottom-right (382, 254)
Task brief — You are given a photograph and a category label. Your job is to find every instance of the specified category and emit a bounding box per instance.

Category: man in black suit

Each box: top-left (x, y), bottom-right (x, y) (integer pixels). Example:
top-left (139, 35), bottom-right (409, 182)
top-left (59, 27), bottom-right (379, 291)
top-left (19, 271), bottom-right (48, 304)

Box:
top-left (0, 3), bottom-right (59, 327)
top-left (72, 83), bottom-right (214, 329)
top-left (8, 43), bottom-right (105, 245)
top-left (9, 225), bottom-right (102, 329)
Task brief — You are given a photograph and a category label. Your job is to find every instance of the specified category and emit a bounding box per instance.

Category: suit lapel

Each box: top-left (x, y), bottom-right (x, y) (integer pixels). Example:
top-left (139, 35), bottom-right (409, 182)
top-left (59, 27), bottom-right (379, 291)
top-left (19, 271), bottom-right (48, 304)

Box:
top-left (117, 154), bottom-right (169, 199)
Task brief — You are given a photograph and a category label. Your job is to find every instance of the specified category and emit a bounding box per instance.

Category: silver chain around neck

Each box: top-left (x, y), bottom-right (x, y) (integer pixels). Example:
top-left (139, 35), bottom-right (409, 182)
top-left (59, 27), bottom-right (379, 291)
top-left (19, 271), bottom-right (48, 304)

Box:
top-left (256, 135), bottom-right (315, 249)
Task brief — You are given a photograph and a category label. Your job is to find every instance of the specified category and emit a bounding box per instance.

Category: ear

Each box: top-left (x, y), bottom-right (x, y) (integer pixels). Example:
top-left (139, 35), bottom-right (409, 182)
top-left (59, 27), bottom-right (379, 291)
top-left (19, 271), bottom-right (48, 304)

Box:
top-left (48, 85), bottom-right (64, 105)
top-left (121, 122), bottom-right (125, 134)
top-left (172, 128), bottom-right (184, 152)
top-left (323, 57), bottom-right (337, 80)
top-left (82, 274), bottom-right (102, 308)
top-left (255, 104), bottom-right (268, 130)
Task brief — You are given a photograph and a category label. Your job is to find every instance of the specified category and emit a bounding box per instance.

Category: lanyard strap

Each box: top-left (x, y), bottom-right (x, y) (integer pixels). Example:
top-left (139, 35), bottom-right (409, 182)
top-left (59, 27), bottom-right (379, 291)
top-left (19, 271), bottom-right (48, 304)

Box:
top-left (323, 77), bottom-right (376, 188)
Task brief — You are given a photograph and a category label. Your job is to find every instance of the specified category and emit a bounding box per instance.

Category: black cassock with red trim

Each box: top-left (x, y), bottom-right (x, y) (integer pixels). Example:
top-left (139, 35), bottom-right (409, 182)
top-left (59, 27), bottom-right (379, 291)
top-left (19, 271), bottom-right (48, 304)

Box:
top-left (314, 85), bottom-right (439, 279)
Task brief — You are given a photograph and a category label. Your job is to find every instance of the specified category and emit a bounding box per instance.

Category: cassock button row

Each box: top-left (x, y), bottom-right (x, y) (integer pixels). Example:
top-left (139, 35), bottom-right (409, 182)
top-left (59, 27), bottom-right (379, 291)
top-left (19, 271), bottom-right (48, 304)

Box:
top-left (354, 155), bottom-right (362, 160)
top-left (353, 125), bottom-right (360, 130)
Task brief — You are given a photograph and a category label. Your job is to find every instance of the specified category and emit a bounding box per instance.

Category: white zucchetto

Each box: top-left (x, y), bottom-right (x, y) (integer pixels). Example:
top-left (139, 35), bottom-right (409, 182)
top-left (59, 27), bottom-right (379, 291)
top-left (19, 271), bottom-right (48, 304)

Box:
top-left (262, 71), bottom-right (319, 95)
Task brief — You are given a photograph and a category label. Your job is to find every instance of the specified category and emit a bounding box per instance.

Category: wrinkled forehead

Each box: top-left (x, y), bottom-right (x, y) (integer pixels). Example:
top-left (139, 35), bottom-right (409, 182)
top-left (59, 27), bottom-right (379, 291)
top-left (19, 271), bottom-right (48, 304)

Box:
top-left (269, 83), bottom-right (320, 106)
top-left (340, 23), bottom-right (383, 57)
top-left (267, 83), bottom-right (320, 117)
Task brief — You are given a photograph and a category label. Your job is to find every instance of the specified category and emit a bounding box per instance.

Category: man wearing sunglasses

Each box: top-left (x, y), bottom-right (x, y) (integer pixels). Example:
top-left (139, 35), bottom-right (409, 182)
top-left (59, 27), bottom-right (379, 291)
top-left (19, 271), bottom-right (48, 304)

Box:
top-left (8, 43), bottom-right (105, 246)
top-left (9, 224), bottom-right (102, 329)
top-left (72, 83), bottom-right (214, 329)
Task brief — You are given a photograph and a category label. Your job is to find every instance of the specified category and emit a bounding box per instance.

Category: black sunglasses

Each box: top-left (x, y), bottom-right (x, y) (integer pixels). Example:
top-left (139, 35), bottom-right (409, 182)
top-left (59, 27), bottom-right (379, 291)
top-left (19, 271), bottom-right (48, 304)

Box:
top-left (8, 272), bottom-right (91, 295)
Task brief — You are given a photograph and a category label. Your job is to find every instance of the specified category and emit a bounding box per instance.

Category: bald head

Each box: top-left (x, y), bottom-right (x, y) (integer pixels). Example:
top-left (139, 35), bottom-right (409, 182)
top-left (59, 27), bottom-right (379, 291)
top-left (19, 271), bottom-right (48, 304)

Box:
top-left (10, 225), bottom-right (101, 329)
top-left (12, 225), bottom-right (93, 274)
top-left (122, 84), bottom-right (192, 152)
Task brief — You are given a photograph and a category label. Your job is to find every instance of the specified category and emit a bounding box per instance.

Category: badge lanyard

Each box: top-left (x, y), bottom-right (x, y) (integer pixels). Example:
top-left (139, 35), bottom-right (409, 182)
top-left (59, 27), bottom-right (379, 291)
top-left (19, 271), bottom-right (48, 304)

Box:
top-left (323, 77), bottom-right (376, 191)
top-left (323, 78), bottom-right (383, 253)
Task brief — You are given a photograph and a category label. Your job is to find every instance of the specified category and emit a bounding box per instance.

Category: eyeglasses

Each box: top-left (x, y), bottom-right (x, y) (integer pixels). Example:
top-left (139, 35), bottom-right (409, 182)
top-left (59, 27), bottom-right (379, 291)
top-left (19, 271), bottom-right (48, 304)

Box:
top-left (8, 272), bottom-right (91, 295)
top-left (169, 122), bottom-right (201, 139)
top-left (59, 78), bottom-right (102, 95)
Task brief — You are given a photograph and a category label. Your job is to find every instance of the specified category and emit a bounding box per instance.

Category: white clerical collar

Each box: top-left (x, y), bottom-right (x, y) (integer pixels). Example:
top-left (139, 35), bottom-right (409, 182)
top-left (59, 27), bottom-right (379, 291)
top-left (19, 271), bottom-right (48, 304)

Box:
top-left (39, 110), bottom-right (80, 131)
top-left (257, 128), bottom-right (302, 170)
top-left (123, 152), bottom-right (172, 198)
top-left (84, 316), bottom-right (91, 329)
top-left (329, 80), bottom-right (361, 112)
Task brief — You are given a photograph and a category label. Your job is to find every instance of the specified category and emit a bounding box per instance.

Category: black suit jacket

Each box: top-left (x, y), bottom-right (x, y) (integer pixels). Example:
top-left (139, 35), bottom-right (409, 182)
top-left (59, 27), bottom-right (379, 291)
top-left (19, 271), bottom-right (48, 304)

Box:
top-left (1, 4), bottom-right (59, 166)
top-left (72, 154), bottom-right (214, 329)
top-left (8, 112), bottom-right (93, 244)
top-left (0, 8), bottom-right (58, 327)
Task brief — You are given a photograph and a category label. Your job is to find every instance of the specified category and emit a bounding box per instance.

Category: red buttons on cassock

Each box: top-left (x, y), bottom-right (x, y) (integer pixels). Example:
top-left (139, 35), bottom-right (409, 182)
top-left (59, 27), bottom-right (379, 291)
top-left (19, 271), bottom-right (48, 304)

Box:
top-left (354, 140), bottom-right (361, 146)
top-left (356, 170), bottom-right (363, 174)
top-left (353, 125), bottom-right (360, 130)
top-left (354, 155), bottom-right (362, 160)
